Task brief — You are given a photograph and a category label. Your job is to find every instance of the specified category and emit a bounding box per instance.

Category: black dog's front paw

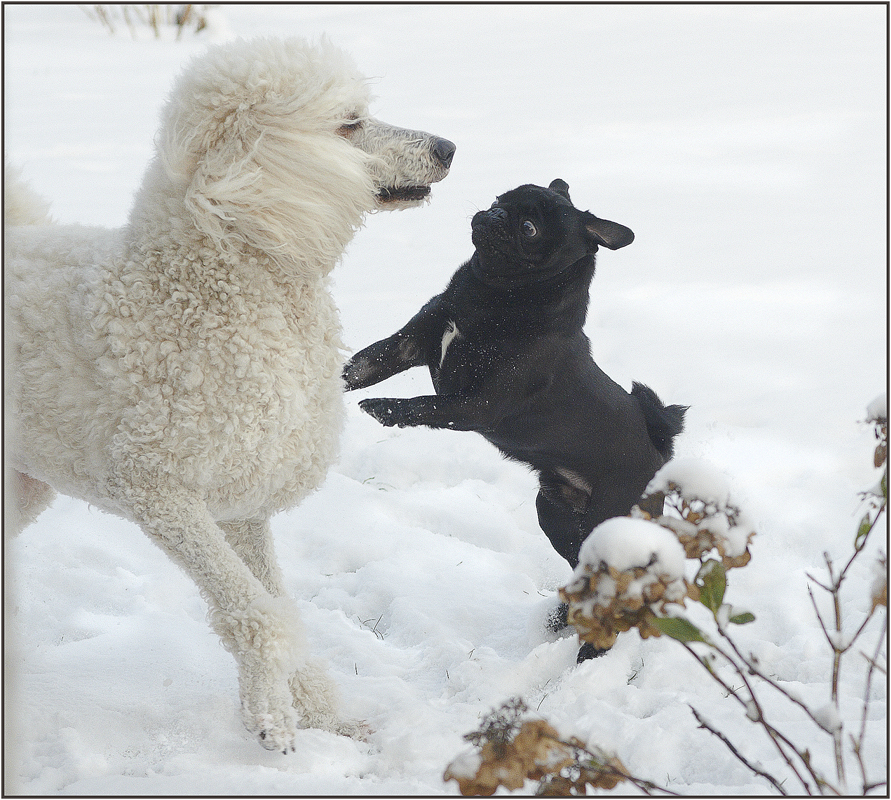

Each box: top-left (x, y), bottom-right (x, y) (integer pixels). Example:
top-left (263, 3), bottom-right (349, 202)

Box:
top-left (342, 359), bottom-right (365, 391)
top-left (359, 398), bottom-right (411, 427)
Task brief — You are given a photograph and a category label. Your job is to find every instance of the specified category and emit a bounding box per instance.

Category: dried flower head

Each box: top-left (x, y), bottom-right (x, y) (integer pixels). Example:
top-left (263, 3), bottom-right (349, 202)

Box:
top-left (444, 700), bottom-right (628, 796)
top-left (636, 459), bottom-right (756, 570)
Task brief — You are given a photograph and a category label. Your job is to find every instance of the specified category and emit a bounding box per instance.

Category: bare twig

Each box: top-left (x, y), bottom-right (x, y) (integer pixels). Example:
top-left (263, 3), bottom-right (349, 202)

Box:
top-left (690, 706), bottom-right (788, 795)
top-left (718, 624), bottom-right (853, 753)
top-left (678, 640), bottom-right (826, 794)
top-left (853, 613), bottom-right (888, 793)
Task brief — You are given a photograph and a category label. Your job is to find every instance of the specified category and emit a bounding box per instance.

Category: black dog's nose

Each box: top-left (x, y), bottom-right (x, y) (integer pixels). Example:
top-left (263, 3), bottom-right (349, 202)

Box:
top-left (432, 138), bottom-right (456, 168)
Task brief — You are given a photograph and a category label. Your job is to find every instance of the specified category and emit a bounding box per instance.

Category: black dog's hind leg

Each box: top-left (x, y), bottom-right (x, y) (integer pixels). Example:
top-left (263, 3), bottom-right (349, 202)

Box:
top-left (537, 476), bottom-right (613, 662)
top-left (535, 487), bottom-right (587, 570)
top-left (343, 296), bottom-right (447, 391)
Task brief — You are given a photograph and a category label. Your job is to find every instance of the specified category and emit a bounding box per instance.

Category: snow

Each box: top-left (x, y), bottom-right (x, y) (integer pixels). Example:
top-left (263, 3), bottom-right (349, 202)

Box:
top-left (867, 393), bottom-right (887, 423)
top-left (812, 704), bottom-right (843, 735)
top-left (443, 750), bottom-right (482, 781)
top-left (744, 701), bottom-right (763, 725)
top-left (4, 3), bottom-right (887, 795)
top-left (716, 603), bottom-right (732, 632)
top-left (646, 458), bottom-right (735, 509)
top-left (576, 517), bottom-right (686, 588)
top-left (643, 458), bottom-right (758, 562)
top-left (569, 517), bottom-right (689, 631)
top-left (827, 630), bottom-right (855, 653)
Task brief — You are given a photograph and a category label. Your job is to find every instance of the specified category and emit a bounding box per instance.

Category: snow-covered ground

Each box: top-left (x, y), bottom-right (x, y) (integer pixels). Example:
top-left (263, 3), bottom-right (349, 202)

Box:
top-left (4, 4), bottom-right (886, 795)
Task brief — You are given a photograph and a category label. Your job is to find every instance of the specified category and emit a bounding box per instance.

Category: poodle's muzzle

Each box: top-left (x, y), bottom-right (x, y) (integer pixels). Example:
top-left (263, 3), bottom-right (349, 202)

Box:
top-left (343, 118), bottom-right (456, 206)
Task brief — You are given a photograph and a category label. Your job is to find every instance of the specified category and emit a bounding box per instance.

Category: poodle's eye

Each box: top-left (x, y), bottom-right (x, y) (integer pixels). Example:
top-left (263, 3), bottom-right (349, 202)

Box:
top-left (337, 116), bottom-right (363, 137)
top-left (521, 220), bottom-right (538, 238)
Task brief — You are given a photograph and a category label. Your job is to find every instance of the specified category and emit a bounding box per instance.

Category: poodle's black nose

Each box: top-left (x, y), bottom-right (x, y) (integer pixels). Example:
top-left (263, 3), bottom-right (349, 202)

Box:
top-left (432, 138), bottom-right (456, 168)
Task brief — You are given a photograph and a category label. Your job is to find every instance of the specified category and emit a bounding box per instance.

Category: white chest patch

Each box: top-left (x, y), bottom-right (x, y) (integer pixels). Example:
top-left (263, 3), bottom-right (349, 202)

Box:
top-left (440, 320), bottom-right (460, 367)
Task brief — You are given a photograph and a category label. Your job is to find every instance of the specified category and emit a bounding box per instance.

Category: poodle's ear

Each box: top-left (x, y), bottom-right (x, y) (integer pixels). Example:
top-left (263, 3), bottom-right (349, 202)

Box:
top-left (184, 116), bottom-right (263, 249)
top-left (548, 179), bottom-right (571, 202)
top-left (583, 211), bottom-right (635, 250)
top-left (183, 109), bottom-right (372, 276)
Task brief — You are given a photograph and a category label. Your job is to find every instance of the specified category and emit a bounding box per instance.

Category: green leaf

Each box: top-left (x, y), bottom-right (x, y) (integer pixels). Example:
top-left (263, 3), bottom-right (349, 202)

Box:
top-left (855, 513), bottom-right (872, 548)
top-left (695, 560), bottom-right (727, 615)
top-left (652, 616), bottom-right (708, 643)
top-left (729, 611), bottom-right (755, 625)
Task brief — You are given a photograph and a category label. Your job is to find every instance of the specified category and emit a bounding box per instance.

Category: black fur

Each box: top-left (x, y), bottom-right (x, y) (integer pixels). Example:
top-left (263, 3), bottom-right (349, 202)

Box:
top-left (344, 180), bottom-right (686, 570)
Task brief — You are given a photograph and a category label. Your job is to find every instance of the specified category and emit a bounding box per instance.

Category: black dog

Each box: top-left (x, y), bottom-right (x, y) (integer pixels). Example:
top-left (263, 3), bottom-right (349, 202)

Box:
top-left (343, 180), bottom-right (686, 573)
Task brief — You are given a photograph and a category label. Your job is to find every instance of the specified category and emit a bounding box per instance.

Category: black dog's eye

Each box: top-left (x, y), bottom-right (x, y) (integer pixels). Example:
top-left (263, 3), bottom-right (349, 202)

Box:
top-left (521, 220), bottom-right (538, 238)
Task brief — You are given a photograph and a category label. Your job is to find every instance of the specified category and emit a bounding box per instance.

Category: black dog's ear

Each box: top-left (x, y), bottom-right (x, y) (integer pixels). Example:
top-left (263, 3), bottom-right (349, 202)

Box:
top-left (583, 212), bottom-right (635, 250)
top-left (548, 179), bottom-right (571, 201)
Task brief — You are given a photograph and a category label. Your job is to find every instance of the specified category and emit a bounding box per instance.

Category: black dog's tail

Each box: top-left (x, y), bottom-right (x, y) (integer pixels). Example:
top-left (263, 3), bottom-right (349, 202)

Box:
top-left (631, 382), bottom-right (688, 461)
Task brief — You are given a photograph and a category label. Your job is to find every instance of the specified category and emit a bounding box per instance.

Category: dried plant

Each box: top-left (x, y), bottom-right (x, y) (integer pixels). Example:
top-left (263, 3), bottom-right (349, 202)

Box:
top-left (560, 461), bottom-right (756, 652)
top-left (444, 699), bottom-right (671, 796)
top-left (447, 397), bottom-right (886, 796)
top-left (80, 5), bottom-right (212, 39)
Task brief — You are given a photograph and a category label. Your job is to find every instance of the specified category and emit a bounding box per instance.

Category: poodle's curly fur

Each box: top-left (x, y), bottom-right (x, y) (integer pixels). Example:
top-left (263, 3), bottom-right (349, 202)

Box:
top-left (5, 37), bottom-right (454, 752)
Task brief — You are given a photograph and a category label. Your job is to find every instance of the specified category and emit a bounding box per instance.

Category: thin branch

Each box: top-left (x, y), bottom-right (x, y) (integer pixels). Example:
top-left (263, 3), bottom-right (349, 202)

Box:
top-left (690, 706), bottom-right (788, 795)
top-left (853, 613), bottom-right (888, 793)
top-left (858, 652), bottom-right (886, 677)
top-left (678, 641), bottom-right (823, 794)
top-left (541, 732), bottom-right (682, 797)
top-left (719, 627), bottom-right (846, 739)
top-left (808, 585), bottom-right (835, 651)
top-left (806, 572), bottom-right (835, 594)
top-left (714, 641), bottom-right (836, 793)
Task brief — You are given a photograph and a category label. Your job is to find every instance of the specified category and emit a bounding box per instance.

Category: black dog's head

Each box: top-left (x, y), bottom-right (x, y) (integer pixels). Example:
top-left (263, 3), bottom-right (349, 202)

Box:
top-left (469, 179), bottom-right (634, 287)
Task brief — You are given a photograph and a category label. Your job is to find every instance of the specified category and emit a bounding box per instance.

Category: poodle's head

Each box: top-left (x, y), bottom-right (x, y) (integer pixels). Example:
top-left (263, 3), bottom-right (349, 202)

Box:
top-left (154, 37), bottom-right (454, 276)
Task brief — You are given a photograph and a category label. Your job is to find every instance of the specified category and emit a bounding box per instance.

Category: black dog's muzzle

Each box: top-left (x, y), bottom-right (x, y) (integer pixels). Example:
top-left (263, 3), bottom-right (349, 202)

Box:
top-left (470, 207), bottom-right (509, 251)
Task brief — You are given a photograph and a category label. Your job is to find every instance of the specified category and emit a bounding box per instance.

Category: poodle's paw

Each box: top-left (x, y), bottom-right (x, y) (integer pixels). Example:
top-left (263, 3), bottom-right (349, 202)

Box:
top-left (287, 664), bottom-right (369, 741)
top-left (241, 702), bottom-right (300, 754)
top-left (329, 717), bottom-right (372, 742)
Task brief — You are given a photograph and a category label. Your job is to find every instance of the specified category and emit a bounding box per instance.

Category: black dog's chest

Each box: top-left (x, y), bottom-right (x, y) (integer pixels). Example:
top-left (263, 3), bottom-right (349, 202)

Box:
top-left (431, 317), bottom-right (506, 395)
top-left (430, 311), bottom-right (574, 407)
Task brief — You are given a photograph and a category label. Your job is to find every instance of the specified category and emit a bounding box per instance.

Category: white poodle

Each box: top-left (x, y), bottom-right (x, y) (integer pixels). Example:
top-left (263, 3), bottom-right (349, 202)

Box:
top-left (5, 37), bottom-right (454, 752)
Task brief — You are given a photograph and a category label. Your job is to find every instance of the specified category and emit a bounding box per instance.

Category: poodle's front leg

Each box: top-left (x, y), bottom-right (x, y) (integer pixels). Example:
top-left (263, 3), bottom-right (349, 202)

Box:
top-left (219, 516), bottom-right (287, 597)
top-left (6, 470), bottom-right (56, 534)
top-left (127, 492), bottom-right (330, 752)
top-left (218, 516), bottom-right (361, 738)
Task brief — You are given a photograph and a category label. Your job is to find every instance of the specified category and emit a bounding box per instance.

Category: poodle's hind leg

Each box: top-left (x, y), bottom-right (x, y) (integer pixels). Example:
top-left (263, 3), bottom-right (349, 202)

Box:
top-left (5, 469), bottom-right (56, 535)
top-left (219, 515), bottom-right (358, 738)
top-left (128, 492), bottom-right (311, 752)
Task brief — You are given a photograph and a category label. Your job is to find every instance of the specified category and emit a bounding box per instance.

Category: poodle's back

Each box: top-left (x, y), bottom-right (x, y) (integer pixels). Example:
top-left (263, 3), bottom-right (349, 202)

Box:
top-left (6, 223), bottom-right (124, 503)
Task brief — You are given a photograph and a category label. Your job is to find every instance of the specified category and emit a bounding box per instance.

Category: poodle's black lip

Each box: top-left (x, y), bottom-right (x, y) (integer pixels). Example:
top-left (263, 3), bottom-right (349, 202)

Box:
top-left (377, 185), bottom-right (431, 203)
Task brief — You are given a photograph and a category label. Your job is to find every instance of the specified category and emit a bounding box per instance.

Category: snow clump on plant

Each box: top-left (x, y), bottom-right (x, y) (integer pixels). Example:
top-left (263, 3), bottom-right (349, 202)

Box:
top-left (561, 459), bottom-right (757, 650)
top-left (636, 458), bottom-right (756, 568)
top-left (561, 518), bottom-right (691, 649)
